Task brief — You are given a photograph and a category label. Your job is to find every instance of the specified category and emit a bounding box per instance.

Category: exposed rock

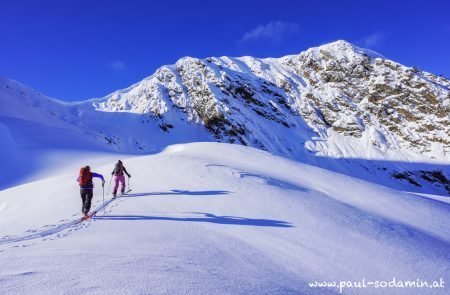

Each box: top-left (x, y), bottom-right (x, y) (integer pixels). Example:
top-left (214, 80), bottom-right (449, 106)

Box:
top-left (93, 40), bottom-right (449, 161)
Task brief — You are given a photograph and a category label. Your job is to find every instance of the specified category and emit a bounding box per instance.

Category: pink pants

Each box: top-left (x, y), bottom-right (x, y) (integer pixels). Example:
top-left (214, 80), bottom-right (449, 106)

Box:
top-left (113, 175), bottom-right (126, 194)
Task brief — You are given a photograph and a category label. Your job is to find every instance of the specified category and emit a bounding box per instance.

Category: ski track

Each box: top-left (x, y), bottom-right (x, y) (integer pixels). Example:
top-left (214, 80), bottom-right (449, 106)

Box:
top-left (0, 196), bottom-right (124, 246)
top-left (1, 143), bottom-right (449, 294)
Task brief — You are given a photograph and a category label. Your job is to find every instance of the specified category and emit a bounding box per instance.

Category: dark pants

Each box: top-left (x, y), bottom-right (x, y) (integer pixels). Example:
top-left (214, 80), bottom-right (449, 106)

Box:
top-left (80, 189), bottom-right (93, 214)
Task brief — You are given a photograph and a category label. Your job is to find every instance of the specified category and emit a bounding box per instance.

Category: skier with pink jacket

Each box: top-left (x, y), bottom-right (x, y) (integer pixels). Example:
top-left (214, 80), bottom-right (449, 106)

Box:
top-left (111, 160), bottom-right (131, 196)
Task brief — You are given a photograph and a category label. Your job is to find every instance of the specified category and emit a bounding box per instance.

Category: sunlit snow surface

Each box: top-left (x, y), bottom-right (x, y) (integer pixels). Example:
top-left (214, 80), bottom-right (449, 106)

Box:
top-left (1, 143), bottom-right (448, 294)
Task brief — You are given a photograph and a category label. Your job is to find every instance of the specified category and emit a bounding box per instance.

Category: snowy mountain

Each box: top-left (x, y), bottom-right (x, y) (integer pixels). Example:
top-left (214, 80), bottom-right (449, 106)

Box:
top-left (92, 41), bottom-right (449, 160)
top-left (0, 40), bottom-right (449, 193)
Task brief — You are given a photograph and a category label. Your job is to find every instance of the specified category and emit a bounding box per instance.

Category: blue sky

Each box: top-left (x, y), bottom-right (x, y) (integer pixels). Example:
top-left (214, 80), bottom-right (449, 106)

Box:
top-left (1, 0), bottom-right (449, 101)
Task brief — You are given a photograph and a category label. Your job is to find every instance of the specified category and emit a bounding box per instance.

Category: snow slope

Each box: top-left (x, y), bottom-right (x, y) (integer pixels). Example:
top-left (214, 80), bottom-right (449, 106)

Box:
top-left (1, 143), bottom-right (449, 294)
top-left (0, 76), bottom-right (212, 189)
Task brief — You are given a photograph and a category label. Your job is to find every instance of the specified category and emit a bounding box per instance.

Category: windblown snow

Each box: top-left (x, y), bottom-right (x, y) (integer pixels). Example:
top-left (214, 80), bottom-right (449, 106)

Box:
top-left (0, 143), bottom-right (449, 294)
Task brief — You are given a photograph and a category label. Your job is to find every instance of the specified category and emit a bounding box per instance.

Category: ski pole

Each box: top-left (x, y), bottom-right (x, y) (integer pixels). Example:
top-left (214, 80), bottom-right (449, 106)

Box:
top-left (102, 181), bottom-right (105, 214)
top-left (107, 175), bottom-right (113, 195)
top-left (128, 176), bottom-right (131, 191)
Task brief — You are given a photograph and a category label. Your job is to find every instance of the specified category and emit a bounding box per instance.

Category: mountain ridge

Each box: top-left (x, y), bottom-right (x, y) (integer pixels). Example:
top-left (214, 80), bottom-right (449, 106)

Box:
top-left (0, 40), bottom-right (449, 193)
top-left (89, 40), bottom-right (449, 160)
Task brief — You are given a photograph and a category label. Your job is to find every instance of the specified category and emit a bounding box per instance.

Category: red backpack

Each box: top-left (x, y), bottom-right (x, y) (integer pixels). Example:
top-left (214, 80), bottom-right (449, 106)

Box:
top-left (79, 167), bottom-right (92, 187)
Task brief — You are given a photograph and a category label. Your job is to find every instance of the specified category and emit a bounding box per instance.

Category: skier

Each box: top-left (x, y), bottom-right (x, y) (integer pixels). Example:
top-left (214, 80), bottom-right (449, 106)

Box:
top-left (111, 160), bottom-right (131, 197)
top-left (77, 165), bottom-right (105, 219)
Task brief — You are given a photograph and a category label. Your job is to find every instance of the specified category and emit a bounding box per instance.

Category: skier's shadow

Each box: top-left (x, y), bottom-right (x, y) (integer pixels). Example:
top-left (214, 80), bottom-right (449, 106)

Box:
top-left (94, 212), bottom-right (293, 228)
top-left (124, 190), bottom-right (230, 197)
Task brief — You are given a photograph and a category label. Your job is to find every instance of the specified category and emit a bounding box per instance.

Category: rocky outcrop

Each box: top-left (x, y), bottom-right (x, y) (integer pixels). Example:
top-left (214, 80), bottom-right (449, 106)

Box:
top-left (93, 40), bottom-right (449, 163)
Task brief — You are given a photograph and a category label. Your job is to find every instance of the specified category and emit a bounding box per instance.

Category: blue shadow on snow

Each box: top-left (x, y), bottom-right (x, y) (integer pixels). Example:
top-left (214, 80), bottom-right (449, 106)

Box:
top-left (94, 212), bottom-right (293, 228)
top-left (124, 190), bottom-right (230, 197)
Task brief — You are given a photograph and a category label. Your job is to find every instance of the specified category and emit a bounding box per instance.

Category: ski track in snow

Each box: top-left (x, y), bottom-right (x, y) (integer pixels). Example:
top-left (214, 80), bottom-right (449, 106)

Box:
top-left (0, 143), bottom-right (449, 294)
top-left (0, 196), bottom-right (124, 247)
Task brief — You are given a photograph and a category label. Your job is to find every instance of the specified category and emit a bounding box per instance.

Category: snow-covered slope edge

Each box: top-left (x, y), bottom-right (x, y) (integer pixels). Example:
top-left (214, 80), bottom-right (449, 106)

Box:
top-left (0, 143), bottom-right (449, 294)
top-left (0, 76), bottom-right (213, 189)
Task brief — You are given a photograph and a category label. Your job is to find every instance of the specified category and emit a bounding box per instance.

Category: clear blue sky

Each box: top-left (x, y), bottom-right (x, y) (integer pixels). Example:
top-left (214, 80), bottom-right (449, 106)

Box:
top-left (1, 0), bottom-right (449, 101)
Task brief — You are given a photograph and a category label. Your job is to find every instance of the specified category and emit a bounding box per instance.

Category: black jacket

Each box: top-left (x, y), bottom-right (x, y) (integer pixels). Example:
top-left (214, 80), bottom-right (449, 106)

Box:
top-left (112, 163), bottom-right (131, 177)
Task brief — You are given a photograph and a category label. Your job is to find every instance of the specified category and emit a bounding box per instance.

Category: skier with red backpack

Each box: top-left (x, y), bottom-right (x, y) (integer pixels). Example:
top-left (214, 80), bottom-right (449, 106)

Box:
top-left (77, 166), bottom-right (105, 219)
top-left (111, 160), bottom-right (131, 197)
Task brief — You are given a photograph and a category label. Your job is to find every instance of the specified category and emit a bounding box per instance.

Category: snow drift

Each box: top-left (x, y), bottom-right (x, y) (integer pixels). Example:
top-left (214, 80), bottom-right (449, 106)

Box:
top-left (0, 143), bottom-right (448, 294)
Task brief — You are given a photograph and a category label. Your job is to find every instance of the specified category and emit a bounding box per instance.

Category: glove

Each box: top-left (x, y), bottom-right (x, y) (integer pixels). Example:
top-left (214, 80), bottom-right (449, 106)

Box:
top-left (102, 180), bottom-right (105, 187)
top-left (128, 175), bottom-right (131, 178)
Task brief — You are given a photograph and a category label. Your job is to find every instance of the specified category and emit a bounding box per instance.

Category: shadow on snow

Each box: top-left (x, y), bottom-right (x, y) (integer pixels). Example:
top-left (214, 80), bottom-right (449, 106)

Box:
top-left (94, 212), bottom-right (293, 228)
top-left (124, 190), bottom-right (231, 197)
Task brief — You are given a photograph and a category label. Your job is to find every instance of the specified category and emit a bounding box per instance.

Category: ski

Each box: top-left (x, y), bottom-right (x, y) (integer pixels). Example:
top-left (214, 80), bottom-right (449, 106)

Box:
top-left (82, 211), bottom-right (97, 221)
top-left (114, 190), bottom-right (131, 198)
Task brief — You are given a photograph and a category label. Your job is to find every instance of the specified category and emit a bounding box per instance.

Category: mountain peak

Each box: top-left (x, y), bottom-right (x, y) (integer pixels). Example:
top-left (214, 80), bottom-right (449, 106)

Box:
top-left (322, 39), bottom-right (354, 48)
top-left (304, 39), bottom-right (385, 60)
